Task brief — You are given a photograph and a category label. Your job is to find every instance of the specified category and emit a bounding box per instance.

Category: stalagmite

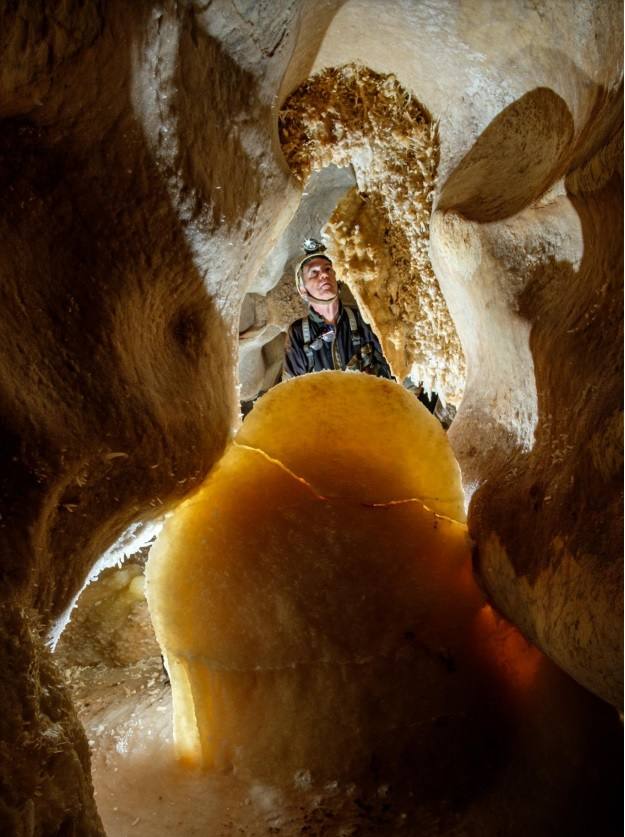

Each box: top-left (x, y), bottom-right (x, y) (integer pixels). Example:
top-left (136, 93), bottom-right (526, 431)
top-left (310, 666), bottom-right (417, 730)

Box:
top-left (150, 453), bottom-right (474, 776)
top-left (235, 371), bottom-right (466, 519)
top-left (147, 373), bottom-right (470, 776)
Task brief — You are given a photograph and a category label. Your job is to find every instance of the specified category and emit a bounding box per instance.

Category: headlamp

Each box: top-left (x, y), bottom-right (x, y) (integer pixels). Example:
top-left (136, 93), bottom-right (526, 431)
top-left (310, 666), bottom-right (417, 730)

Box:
top-left (303, 238), bottom-right (325, 254)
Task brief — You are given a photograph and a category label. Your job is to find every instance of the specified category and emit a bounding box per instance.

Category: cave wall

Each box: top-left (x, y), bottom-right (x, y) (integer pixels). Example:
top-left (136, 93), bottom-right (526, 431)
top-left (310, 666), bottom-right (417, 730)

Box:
top-left (432, 166), bottom-right (623, 706)
top-left (0, 1), bottom-right (300, 830)
top-left (277, 0), bottom-right (623, 705)
top-left (0, 0), bottom-right (622, 831)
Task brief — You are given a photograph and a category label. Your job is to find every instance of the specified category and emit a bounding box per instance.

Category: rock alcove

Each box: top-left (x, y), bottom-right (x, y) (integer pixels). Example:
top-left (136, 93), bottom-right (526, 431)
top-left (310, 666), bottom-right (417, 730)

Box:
top-left (0, 2), bottom-right (622, 836)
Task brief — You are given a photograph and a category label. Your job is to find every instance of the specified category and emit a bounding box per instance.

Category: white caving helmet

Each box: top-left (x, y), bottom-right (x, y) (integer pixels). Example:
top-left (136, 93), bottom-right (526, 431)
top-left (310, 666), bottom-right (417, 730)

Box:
top-left (294, 238), bottom-right (339, 304)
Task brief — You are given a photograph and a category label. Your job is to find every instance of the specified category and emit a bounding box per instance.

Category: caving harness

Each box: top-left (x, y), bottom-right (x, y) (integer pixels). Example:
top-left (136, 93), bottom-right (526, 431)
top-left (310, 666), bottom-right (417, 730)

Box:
top-left (301, 306), bottom-right (362, 372)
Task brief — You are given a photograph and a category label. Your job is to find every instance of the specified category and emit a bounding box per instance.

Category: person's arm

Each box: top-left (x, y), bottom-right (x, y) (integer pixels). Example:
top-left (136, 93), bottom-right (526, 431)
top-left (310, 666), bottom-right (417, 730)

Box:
top-left (282, 321), bottom-right (309, 380)
top-left (358, 317), bottom-right (394, 380)
top-left (371, 338), bottom-right (393, 379)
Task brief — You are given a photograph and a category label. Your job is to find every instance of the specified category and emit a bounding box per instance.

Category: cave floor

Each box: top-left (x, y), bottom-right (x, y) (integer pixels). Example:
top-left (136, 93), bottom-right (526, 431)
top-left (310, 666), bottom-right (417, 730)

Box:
top-left (56, 554), bottom-right (622, 837)
top-left (68, 655), bottom-right (433, 836)
top-left (57, 563), bottom-right (463, 837)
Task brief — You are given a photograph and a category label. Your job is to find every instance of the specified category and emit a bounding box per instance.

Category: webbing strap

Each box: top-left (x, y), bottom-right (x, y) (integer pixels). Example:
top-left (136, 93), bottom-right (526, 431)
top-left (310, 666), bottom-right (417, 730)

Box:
top-left (345, 306), bottom-right (361, 350)
top-left (301, 317), bottom-right (314, 371)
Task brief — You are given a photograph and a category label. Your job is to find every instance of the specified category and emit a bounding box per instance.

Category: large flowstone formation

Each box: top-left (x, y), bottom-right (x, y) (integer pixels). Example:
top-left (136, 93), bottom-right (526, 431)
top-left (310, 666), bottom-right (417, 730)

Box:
top-left (147, 373), bottom-right (467, 773)
top-left (146, 373), bottom-right (620, 832)
top-left (145, 373), bottom-right (619, 833)
top-left (0, 0), bottom-right (621, 833)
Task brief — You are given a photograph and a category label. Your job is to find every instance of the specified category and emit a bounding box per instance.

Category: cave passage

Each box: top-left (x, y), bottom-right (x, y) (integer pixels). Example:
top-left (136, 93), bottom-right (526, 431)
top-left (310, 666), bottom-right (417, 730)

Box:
top-left (0, 2), bottom-right (621, 835)
top-left (278, 64), bottom-right (466, 403)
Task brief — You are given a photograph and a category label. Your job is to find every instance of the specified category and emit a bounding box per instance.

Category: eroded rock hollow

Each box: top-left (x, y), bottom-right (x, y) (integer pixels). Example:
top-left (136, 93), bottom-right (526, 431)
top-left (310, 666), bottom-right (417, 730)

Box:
top-left (0, 1), bottom-right (622, 835)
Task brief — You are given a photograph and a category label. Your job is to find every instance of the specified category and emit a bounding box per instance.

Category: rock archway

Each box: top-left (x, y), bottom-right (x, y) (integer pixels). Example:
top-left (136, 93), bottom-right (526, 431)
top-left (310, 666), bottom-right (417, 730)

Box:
top-left (278, 64), bottom-right (465, 400)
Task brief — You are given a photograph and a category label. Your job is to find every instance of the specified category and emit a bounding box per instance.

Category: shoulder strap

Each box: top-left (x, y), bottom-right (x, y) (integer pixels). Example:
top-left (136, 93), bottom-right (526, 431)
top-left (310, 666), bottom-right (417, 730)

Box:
top-left (345, 306), bottom-right (361, 350)
top-left (301, 317), bottom-right (314, 371)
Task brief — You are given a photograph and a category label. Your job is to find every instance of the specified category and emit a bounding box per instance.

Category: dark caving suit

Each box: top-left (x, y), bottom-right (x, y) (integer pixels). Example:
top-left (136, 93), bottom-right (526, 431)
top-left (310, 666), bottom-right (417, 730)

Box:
top-left (283, 302), bottom-right (392, 379)
top-left (282, 301), bottom-right (441, 417)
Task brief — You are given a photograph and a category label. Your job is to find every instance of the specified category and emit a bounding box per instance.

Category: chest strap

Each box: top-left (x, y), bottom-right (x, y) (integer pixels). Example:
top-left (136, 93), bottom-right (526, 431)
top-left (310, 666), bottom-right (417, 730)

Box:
top-left (301, 317), bottom-right (314, 371)
top-left (345, 306), bottom-right (361, 351)
top-left (301, 307), bottom-right (362, 372)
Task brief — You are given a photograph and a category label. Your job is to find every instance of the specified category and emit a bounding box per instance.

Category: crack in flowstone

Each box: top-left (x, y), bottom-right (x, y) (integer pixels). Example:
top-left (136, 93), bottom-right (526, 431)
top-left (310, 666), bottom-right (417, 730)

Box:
top-left (232, 441), bottom-right (328, 500)
top-left (232, 440), bottom-right (464, 524)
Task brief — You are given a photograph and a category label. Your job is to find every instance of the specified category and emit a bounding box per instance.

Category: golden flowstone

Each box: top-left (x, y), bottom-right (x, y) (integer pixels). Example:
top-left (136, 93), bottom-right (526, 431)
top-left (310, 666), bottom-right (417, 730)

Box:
top-left (235, 371), bottom-right (466, 521)
top-left (146, 373), bottom-right (532, 781)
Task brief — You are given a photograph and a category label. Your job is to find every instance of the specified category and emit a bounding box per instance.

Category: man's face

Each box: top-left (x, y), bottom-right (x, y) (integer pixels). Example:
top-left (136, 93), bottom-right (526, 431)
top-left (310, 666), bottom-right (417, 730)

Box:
top-left (301, 257), bottom-right (338, 300)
